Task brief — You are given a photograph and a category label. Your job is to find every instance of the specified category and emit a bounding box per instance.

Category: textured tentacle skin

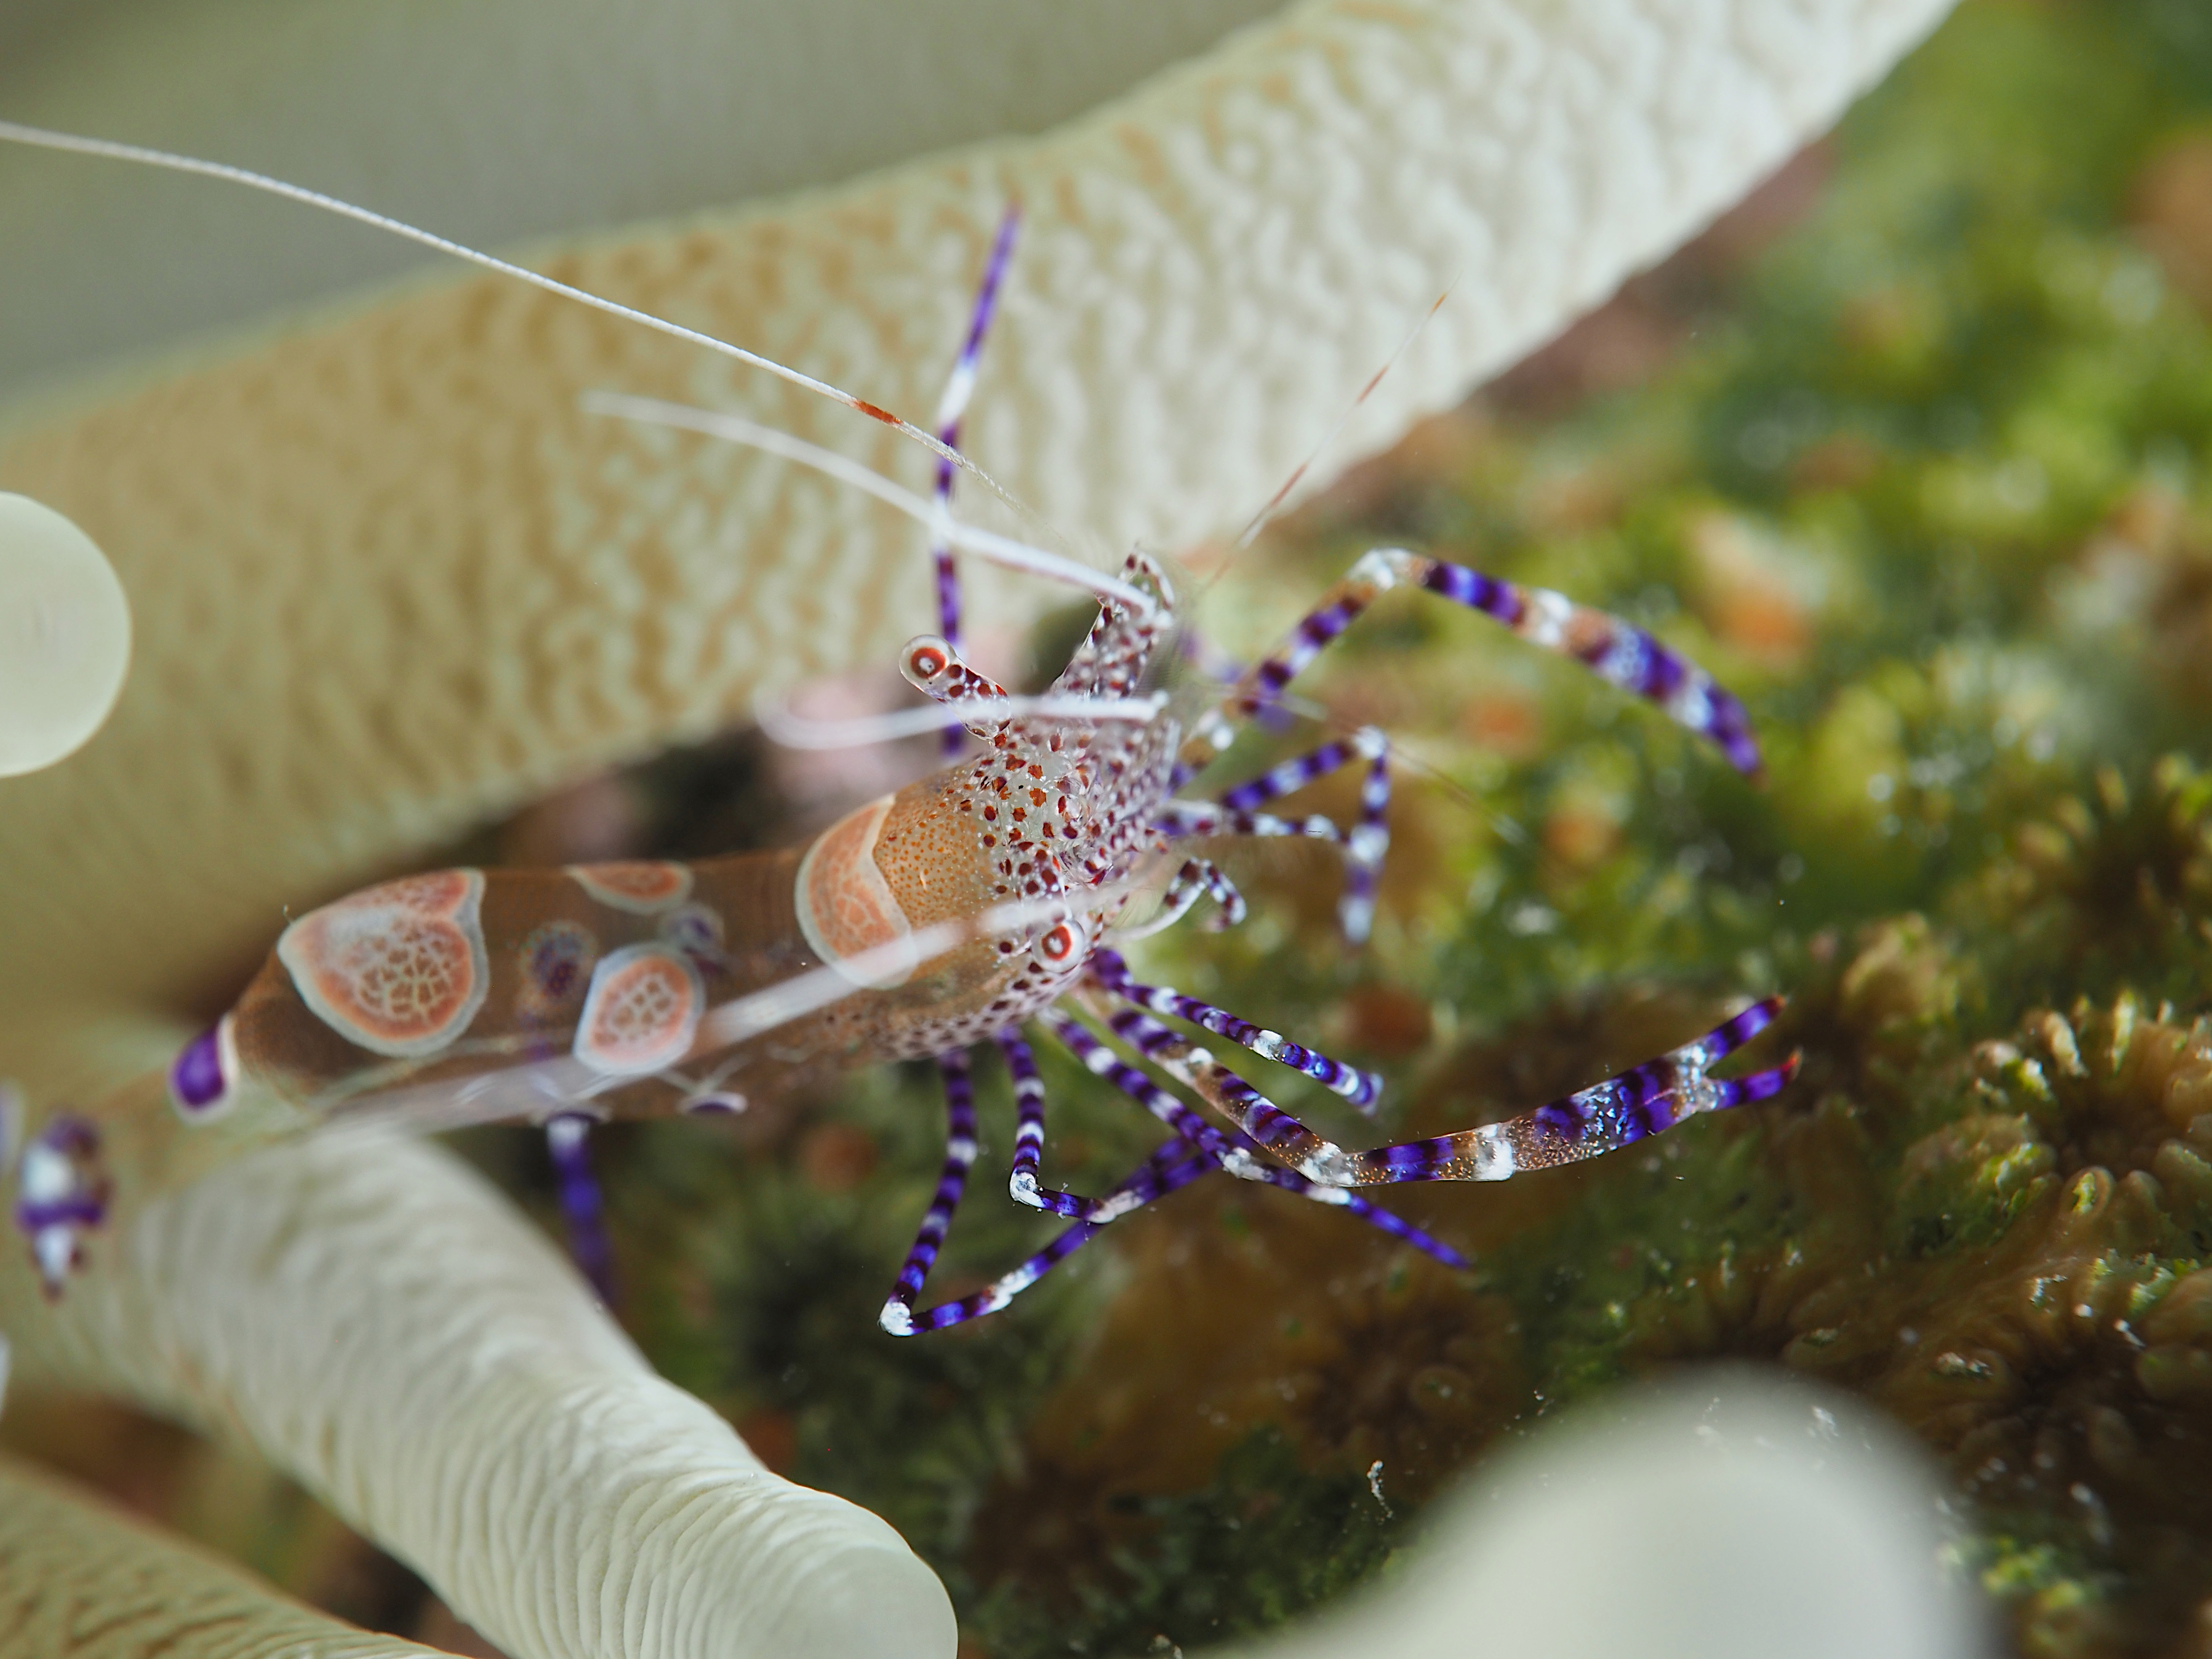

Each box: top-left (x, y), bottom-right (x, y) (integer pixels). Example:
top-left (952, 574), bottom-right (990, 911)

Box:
top-left (0, 1451), bottom-right (450, 1659)
top-left (0, 1107), bottom-right (956, 1659)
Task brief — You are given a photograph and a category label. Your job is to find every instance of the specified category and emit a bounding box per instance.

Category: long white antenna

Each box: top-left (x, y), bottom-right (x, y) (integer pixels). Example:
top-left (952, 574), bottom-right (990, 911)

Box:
top-left (755, 689), bottom-right (1165, 750)
top-left (1232, 282), bottom-right (1458, 551)
top-left (0, 119), bottom-right (998, 492)
top-left (584, 391), bottom-right (1155, 615)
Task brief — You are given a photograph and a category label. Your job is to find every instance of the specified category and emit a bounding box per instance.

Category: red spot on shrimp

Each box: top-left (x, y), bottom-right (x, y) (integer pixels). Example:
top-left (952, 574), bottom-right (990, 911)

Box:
top-left (573, 944), bottom-right (704, 1076)
top-left (855, 400), bottom-right (898, 425)
top-left (276, 870), bottom-right (490, 1057)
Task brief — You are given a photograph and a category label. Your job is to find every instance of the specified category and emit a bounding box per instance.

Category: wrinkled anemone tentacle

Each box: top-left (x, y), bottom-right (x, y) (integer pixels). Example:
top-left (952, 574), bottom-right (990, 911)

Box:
top-left (930, 204), bottom-right (1022, 753)
top-left (1182, 547), bottom-right (1764, 781)
top-left (0, 121), bottom-right (1017, 501)
top-left (1232, 286), bottom-right (1458, 550)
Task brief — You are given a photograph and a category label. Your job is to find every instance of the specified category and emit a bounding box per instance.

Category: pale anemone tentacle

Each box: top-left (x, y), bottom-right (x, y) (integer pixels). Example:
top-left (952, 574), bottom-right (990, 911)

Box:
top-left (4, 1113), bottom-right (955, 1659)
top-left (0, 493), bottom-right (130, 778)
top-left (0, 1449), bottom-right (451, 1659)
top-left (0, 3), bottom-right (1958, 1658)
top-left (1212, 1373), bottom-right (1991, 1658)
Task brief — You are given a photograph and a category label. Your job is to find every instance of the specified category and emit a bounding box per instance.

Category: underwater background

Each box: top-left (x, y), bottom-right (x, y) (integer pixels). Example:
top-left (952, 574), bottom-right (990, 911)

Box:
top-left (15, 0), bottom-right (2212, 1652)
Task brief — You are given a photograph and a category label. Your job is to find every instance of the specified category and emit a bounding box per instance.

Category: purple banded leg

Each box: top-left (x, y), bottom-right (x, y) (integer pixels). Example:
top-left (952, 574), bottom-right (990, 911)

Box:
top-left (896, 1086), bottom-right (1467, 1334)
top-left (544, 1114), bottom-right (618, 1306)
top-left (1159, 801), bottom-right (1354, 851)
top-left (878, 1050), bottom-right (984, 1336)
top-left (168, 1015), bottom-right (240, 1121)
top-left (1042, 1011), bottom-right (1264, 1179)
top-left (1182, 547), bottom-right (1763, 780)
top-left (998, 1027), bottom-right (1047, 1189)
top-left (15, 1114), bottom-right (109, 1297)
top-left (928, 205), bottom-right (1021, 752)
top-left (1227, 1149), bottom-right (1469, 1269)
top-left (1333, 998), bottom-right (1799, 1185)
top-left (1053, 1004), bottom-right (1466, 1270)
top-left (1156, 777), bottom-right (1387, 944)
top-left (1088, 946), bottom-right (1382, 1116)
top-left (1161, 996), bottom-right (1796, 1189)
top-left (1118, 857), bottom-right (1247, 941)
top-left (1074, 990), bottom-right (1353, 1179)
top-left (891, 1137), bottom-right (1215, 1335)
top-left (1203, 728), bottom-right (1391, 941)
top-left (995, 1026), bottom-right (1153, 1223)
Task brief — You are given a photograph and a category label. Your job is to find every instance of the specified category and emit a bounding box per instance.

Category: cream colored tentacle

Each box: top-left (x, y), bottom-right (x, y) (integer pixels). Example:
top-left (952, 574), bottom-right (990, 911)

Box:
top-left (0, 1450), bottom-right (454, 1659)
top-left (0, 1034), bottom-right (954, 1659)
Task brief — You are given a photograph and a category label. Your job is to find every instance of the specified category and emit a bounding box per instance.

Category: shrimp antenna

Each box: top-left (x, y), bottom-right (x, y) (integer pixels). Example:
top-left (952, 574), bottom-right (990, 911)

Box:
top-left (583, 391), bottom-right (1156, 615)
top-left (0, 119), bottom-right (1008, 500)
top-left (755, 689), bottom-right (1165, 750)
top-left (1229, 280), bottom-right (1459, 553)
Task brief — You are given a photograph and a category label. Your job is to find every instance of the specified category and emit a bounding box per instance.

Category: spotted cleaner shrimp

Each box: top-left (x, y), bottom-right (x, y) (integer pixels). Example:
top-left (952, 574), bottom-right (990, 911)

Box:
top-left (3, 123), bottom-right (1799, 1337)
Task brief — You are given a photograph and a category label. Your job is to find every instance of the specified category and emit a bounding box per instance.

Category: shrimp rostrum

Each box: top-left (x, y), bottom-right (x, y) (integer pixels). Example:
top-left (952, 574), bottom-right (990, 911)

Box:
top-left (2, 128), bottom-right (1798, 1332)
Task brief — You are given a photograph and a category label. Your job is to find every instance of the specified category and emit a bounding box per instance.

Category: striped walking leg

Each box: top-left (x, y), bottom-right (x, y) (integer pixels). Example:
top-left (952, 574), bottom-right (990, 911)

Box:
top-left (877, 1050), bottom-right (983, 1336)
top-left (888, 1137), bottom-right (1216, 1335)
top-left (996, 1026), bottom-right (1158, 1223)
top-left (1181, 547), bottom-right (1763, 780)
top-left (1080, 983), bottom-right (1796, 1193)
top-left (1051, 1004), bottom-right (1467, 1269)
top-left (544, 1113), bottom-right (617, 1307)
top-left (1164, 728), bottom-right (1392, 941)
top-left (1088, 946), bottom-right (1382, 1115)
top-left (926, 205), bottom-right (1021, 751)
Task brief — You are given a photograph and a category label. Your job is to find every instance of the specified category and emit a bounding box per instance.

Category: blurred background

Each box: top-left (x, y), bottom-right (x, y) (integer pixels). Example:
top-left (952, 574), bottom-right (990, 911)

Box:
top-left (15, 0), bottom-right (2212, 1654)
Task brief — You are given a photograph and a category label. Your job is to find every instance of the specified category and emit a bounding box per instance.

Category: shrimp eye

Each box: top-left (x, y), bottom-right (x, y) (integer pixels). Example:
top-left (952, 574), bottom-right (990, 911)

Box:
top-left (905, 640), bottom-right (949, 680)
top-left (1035, 920), bottom-right (1085, 966)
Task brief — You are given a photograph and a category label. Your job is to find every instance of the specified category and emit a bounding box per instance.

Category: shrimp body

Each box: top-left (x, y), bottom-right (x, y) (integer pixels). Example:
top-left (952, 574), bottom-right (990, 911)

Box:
top-left (169, 556), bottom-right (1184, 1135)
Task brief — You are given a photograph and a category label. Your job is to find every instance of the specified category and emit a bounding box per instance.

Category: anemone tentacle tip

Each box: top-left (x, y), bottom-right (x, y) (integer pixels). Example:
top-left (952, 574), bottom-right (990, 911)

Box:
top-left (0, 493), bottom-right (130, 778)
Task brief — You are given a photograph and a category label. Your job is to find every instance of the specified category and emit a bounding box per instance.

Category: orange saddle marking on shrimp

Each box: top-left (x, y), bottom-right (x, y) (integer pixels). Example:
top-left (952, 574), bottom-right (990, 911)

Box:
top-left (794, 794), bottom-right (917, 988)
top-left (275, 870), bottom-right (491, 1057)
top-left (566, 860), bottom-right (695, 914)
top-left (573, 944), bottom-right (705, 1075)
